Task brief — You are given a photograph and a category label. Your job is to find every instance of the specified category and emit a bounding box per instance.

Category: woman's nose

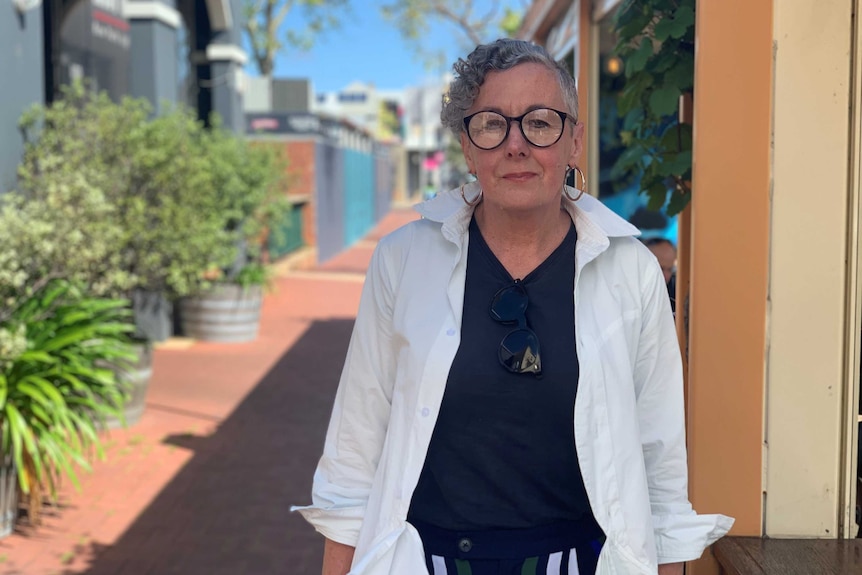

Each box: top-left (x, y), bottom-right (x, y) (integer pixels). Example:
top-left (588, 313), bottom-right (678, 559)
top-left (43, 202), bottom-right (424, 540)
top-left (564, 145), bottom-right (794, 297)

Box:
top-left (504, 120), bottom-right (529, 155)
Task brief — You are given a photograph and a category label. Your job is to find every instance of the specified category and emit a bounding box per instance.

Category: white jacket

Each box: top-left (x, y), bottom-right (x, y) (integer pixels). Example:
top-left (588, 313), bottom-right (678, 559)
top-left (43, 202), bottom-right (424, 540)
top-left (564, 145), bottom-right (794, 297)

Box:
top-left (295, 183), bottom-right (734, 575)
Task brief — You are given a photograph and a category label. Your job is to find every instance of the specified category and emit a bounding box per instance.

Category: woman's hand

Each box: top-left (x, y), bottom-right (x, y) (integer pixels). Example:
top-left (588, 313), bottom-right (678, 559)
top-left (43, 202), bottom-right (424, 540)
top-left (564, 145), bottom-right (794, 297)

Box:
top-left (322, 538), bottom-right (355, 575)
top-left (658, 562), bottom-right (684, 575)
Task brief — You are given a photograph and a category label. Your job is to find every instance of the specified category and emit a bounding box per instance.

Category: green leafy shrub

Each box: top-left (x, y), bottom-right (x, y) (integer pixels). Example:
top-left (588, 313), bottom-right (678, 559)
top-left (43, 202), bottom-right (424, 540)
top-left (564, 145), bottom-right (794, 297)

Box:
top-left (15, 82), bottom-right (286, 303)
top-left (116, 105), bottom-right (241, 297)
top-left (233, 262), bottom-right (273, 289)
top-left (194, 135), bottom-right (289, 290)
top-left (0, 280), bottom-right (137, 523)
top-left (0, 176), bottom-right (132, 324)
top-left (611, 0), bottom-right (695, 215)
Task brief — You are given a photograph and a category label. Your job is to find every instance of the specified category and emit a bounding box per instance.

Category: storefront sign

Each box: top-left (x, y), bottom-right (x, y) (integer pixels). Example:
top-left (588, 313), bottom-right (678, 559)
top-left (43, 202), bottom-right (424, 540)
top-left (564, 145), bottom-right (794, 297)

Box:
top-left (91, 0), bottom-right (130, 50)
top-left (248, 116), bottom-right (283, 132)
top-left (59, 0), bottom-right (130, 99)
top-left (247, 113), bottom-right (325, 137)
top-left (245, 113), bottom-right (369, 146)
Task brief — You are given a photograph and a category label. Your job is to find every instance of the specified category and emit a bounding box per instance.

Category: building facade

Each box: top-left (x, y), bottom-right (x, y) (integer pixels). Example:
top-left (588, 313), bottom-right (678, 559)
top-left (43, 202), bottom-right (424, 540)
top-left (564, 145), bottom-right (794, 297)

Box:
top-left (1, 0), bottom-right (246, 192)
top-left (313, 80), bottom-right (411, 200)
top-left (521, 0), bottom-right (862, 573)
top-left (314, 81), bottom-right (404, 140)
top-left (242, 75), bottom-right (404, 265)
top-left (401, 78), bottom-right (456, 197)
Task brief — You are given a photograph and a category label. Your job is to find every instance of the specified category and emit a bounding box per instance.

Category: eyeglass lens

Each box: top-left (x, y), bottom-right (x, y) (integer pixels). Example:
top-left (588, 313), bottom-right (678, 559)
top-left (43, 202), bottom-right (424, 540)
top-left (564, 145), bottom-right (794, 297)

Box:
top-left (467, 108), bottom-right (565, 150)
top-left (489, 282), bottom-right (542, 375)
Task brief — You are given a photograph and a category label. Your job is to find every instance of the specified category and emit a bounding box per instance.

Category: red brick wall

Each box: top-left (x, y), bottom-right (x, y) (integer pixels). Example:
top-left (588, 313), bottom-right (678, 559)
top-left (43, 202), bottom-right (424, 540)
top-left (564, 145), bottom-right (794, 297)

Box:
top-left (281, 141), bottom-right (317, 249)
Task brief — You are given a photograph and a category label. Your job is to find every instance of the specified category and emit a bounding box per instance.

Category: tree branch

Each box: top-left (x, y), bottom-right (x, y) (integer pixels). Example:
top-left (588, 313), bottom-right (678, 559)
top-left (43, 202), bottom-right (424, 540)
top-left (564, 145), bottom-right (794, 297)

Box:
top-left (242, 0), bottom-right (268, 70)
top-left (430, 0), bottom-right (489, 47)
top-left (272, 0), bottom-right (295, 31)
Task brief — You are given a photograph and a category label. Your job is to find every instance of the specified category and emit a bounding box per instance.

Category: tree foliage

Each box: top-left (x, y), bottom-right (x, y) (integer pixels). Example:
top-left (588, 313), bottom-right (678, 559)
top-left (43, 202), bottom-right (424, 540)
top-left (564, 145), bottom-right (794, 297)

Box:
top-left (9, 83), bottom-right (286, 307)
top-left (611, 0), bottom-right (695, 215)
top-left (242, 0), bottom-right (350, 76)
top-left (381, 0), bottom-right (526, 69)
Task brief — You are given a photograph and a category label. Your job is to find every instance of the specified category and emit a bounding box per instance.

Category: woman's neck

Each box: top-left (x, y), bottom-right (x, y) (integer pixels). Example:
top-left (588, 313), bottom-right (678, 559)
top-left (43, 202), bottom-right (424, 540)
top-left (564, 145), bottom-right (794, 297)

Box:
top-left (473, 201), bottom-right (571, 280)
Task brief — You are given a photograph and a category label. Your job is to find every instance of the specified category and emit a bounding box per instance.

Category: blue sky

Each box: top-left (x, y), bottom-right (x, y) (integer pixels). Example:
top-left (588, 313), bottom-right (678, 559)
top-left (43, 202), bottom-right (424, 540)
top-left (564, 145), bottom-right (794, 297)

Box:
top-left (245, 0), bottom-right (521, 93)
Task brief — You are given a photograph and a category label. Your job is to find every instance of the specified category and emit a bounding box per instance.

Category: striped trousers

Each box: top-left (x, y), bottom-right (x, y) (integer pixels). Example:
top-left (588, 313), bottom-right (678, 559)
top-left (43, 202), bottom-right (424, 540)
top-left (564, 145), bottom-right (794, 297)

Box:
top-left (412, 518), bottom-right (605, 575)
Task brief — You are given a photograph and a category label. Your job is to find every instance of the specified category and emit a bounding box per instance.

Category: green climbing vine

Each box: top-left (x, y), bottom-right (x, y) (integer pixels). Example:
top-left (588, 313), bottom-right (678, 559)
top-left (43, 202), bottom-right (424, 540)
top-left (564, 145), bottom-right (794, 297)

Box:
top-left (611, 0), bottom-right (695, 215)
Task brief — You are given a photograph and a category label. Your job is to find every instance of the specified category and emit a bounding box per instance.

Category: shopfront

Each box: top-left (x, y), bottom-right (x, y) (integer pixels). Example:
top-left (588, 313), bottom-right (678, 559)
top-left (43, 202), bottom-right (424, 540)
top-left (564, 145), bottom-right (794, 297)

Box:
top-left (522, 0), bottom-right (677, 240)
top-left (0, 0), bottom-right (246, 192)
top-left (49, 0), bottom-right (131, 100)
top-left (520, 0), bottom-right (862, 573)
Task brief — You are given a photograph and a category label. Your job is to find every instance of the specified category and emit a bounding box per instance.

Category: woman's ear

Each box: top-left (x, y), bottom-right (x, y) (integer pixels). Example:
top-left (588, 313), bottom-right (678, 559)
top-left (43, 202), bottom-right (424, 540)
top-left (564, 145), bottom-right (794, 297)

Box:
top-left (569, 121), bottom-right (585, 165)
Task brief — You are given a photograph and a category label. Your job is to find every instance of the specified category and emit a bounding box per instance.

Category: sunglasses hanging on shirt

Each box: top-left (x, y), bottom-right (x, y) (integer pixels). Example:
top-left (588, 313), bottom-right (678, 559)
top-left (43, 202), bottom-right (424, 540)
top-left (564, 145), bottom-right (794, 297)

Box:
top-left (489, 280), bottom-right (542, 376)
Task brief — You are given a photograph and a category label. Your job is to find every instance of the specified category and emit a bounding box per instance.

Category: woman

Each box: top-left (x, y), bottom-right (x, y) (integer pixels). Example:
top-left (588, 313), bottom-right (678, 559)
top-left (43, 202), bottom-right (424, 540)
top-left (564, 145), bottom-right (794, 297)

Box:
top-left (295, 39), bottom-right (733, 575)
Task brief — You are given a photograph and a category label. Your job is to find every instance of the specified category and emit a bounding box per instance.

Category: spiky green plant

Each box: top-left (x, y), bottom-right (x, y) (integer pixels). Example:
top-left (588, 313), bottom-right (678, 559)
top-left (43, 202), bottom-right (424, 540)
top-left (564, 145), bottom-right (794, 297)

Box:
top-left (0, 280), bottom-right (136, 523)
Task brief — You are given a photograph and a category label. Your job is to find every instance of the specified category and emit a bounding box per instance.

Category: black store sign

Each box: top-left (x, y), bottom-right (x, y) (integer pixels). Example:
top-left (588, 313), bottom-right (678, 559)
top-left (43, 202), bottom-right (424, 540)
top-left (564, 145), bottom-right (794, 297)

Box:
top-left (60, 0), bottom-right (130, 100)
top-left (246, 113), bottom-right (354, 143)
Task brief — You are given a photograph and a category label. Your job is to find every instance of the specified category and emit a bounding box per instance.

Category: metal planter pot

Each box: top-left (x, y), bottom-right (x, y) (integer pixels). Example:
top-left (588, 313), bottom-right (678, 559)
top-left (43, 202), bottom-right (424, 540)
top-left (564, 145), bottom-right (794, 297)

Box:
top-left (103, 342), bottom-right (154, 429)
top-left (132, 290), bottom-right (173, 343)
top-left (179, 284), bottom-right (263, 343)
top-left (0, 455), bottom-right (17, 538)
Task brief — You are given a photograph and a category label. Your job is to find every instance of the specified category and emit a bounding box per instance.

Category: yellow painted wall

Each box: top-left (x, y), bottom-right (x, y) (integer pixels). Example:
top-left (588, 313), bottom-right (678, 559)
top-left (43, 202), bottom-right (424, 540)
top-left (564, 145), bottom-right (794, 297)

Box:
top-left (766, 0), bottom-right (853, 537)
top-left (687, 0), bottom-right (773, 571)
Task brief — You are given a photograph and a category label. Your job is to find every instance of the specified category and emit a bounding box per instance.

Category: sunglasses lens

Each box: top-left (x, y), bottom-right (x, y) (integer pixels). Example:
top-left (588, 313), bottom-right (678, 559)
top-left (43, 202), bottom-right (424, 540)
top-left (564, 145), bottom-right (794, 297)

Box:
top-left (490, 284), bottom-right (529, 322)
top-left (499, 329), bottom-right (542, 374)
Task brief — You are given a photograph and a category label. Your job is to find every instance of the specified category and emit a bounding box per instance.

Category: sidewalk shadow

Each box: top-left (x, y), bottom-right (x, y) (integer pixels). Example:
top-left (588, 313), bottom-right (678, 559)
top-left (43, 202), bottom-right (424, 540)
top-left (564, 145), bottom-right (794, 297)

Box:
top-left (63, 319), bottom-right (355, 575)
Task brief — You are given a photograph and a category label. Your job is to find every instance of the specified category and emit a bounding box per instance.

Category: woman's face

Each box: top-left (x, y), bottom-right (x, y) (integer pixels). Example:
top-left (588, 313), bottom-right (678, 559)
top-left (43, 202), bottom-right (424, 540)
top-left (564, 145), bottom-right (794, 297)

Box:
top-left (461, 62), bottom-right (584, 213)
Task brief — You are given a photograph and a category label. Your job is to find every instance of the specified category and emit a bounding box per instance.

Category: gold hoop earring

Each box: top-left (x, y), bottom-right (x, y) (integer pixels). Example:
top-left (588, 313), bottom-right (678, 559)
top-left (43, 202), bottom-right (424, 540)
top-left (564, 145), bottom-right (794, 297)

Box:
top-left (563, 166), bottom-right (586, 201)
top-left (461, 184), bottom-right (483, 206)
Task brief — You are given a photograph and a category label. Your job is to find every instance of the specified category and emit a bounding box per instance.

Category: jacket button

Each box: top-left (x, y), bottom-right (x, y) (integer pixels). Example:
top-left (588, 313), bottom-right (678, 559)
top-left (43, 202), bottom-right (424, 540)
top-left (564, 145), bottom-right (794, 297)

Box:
top-left (458, 537), bottom-right (472, 552)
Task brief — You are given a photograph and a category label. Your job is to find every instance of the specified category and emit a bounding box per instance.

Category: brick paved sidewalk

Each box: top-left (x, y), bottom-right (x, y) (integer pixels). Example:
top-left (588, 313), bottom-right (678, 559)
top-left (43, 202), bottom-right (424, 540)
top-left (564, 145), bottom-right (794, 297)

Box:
top-left (0, 208), bottom-right (419, 575)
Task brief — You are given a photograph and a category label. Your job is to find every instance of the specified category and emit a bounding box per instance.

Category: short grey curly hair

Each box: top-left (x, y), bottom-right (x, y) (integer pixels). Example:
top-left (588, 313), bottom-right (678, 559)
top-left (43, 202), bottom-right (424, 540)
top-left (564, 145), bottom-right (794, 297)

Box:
top-left (441, 38), bottom-right (579, 138)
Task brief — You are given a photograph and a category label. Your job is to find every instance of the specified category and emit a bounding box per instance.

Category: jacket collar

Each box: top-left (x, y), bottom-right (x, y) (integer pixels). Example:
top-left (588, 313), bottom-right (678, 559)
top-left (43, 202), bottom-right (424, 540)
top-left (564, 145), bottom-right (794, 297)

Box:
top-left (414, 182), bottom-right (641, 245)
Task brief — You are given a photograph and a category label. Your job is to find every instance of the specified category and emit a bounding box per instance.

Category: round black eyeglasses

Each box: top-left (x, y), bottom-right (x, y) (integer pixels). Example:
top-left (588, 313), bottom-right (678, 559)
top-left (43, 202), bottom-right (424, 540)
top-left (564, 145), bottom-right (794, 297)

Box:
top-left (463, 108), bottom-right (576, 151)
top-left (489, 280), bottom-right (542, 375)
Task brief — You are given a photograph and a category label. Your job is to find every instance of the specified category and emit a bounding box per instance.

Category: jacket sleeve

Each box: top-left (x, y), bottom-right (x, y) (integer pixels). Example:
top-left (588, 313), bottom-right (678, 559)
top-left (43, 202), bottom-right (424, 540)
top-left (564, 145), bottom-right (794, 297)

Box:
top-left (633, 254), bottom-right (734, 564)
top-left (292, 239), bottom-right (399, 547)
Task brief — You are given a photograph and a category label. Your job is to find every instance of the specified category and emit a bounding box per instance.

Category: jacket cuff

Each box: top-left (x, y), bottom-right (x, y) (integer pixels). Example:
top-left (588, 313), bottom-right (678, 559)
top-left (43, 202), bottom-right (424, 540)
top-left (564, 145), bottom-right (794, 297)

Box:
top-left (291, 504), bottom-right (364, 547)
top-left (653, 512), bottom-right (736, 563)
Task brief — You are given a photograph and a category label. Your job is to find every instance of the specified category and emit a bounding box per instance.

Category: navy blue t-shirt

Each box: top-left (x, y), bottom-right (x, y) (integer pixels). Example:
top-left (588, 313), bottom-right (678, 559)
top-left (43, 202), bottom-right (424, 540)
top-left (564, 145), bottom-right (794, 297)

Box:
top-left (408, 216), bottom-right (594, 530)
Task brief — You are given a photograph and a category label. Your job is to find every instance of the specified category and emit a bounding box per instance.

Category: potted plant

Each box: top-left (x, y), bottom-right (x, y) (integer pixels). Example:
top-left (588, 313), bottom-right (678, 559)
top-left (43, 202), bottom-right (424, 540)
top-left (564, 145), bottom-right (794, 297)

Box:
top-left (178, 262), bottom-right (272, 343)
top-left (18, 84), bottom-right (243, 334)
top-left (0, 138), bottom-right (142, 430)
top-left (177, 129), bottom-right (288, 344)
top-left (0, 280), bottom-right (136, 526)
top-left (15, 84), bottom-right (252, 424)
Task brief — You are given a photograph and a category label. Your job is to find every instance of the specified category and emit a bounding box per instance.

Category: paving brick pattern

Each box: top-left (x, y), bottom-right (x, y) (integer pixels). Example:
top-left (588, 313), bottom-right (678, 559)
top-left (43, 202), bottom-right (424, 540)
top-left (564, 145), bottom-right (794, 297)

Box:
top-left (0, 208), bottom-right (420, 575)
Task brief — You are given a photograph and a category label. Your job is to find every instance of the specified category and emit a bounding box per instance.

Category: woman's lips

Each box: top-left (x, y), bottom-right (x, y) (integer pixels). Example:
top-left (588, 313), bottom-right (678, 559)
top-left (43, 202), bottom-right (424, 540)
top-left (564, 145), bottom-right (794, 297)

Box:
top-left (503, 172), bottom-right (536, 182)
